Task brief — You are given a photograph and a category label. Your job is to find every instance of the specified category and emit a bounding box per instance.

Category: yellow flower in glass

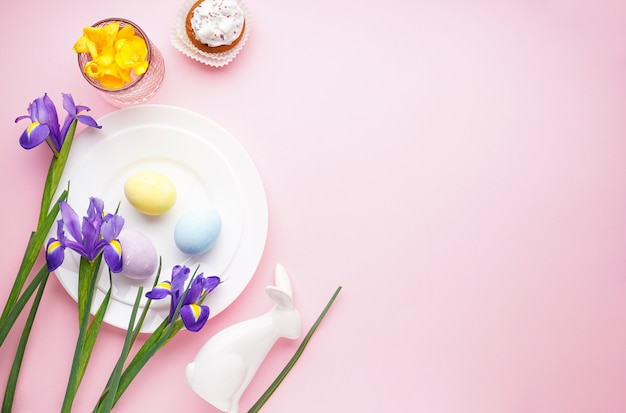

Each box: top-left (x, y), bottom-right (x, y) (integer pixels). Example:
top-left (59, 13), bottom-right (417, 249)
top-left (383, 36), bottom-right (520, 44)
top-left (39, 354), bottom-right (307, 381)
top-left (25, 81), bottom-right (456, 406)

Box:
top-left (73, 21), bottom-right (149, 90)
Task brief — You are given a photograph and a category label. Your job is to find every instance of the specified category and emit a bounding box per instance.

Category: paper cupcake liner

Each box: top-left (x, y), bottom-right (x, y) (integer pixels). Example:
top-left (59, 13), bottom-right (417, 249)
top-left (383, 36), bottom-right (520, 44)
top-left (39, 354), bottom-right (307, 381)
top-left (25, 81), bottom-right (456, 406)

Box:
top-left (170, 0), bottom-right (250, 67)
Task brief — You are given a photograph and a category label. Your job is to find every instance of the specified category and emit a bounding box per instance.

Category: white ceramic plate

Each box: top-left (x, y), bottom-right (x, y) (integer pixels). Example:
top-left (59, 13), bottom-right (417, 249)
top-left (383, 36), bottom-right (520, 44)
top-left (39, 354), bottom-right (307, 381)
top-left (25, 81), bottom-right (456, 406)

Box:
top-left (52, 104), bottom-right (268, 333)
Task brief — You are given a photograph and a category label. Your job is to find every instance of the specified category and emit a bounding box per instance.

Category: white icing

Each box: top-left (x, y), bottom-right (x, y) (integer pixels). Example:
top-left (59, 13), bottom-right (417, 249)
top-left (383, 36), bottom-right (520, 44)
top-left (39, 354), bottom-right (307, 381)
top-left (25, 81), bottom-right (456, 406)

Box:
top-left (190, 0), bottom-right (245, 47)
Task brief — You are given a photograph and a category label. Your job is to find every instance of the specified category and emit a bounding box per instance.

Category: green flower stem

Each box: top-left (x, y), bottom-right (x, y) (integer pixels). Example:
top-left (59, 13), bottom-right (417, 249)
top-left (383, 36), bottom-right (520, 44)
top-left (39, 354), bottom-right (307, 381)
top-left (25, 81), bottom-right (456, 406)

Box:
top-left (61, 256), bottom-right (103, 413)
top-left (76, 255), bottom-right (102, 324)
top-left (0, 190), bottom-right (67, 335)
top-left (97, 287), bottom-right (144, 413)
top-left (78, 274), bottom-right (113, 384)
top-left (124, 283), bottom-right (152, 346)
top-left (38, 120), bottom-right (75, 229)
top-left (127, 259), bottom-right (161, 348)
top-left (1, 270), bottom-right (50, 413)
top-left (247, 286), bottom-right (343, 413)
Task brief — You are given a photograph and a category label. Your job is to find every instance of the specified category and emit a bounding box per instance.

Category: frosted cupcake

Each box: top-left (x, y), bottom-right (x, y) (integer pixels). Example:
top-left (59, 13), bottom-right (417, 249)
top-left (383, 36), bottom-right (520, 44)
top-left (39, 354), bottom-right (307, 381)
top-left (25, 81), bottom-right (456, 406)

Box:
top-left (172, 0), bottom-right (249, 66)
top-left (186, 0), bottom-right (245, 52)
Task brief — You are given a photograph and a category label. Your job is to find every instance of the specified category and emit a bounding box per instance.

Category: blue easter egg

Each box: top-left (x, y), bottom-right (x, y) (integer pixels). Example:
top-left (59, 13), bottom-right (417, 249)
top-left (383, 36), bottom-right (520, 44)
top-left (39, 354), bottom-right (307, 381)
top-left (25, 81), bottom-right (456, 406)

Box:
top-left (174, 206), bottom-right (222, 256)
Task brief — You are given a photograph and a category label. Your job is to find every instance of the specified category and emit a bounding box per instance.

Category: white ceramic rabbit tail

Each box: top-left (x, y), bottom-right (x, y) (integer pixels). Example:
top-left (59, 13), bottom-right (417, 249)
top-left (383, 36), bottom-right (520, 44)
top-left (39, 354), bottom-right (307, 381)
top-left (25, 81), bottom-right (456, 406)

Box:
top-left (185, 263), bottom-right (302, 413)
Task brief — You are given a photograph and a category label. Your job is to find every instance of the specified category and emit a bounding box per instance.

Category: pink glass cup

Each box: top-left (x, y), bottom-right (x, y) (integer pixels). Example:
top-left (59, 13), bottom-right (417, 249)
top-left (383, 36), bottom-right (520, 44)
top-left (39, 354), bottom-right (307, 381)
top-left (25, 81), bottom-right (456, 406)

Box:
top-left (77, 18), bottom-right (165, 107)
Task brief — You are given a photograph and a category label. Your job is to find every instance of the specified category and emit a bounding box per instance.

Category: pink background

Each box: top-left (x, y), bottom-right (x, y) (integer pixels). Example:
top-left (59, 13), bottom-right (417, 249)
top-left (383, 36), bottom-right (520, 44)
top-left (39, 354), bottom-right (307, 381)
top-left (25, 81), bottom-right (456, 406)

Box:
top-left (2, 0), bottom-right (626, 412)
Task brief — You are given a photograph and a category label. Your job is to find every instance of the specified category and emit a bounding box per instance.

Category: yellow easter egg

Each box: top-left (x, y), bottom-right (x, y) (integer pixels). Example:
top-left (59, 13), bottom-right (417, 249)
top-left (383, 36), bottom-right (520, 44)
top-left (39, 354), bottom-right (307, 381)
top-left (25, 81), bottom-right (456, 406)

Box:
top-left (124, 170), bottom-right (177, 215)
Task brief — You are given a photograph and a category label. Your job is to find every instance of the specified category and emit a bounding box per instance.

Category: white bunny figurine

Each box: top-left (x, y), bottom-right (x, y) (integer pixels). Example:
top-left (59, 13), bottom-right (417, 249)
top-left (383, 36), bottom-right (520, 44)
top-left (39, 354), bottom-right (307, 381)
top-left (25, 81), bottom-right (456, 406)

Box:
top-left (185, 263), bottom-right (302, 413)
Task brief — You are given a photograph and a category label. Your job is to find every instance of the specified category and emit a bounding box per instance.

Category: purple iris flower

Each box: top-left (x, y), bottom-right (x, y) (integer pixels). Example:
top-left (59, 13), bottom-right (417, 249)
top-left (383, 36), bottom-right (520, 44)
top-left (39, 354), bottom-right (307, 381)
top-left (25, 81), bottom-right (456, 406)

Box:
top-left (60, 93), bottom-right (100, 138)
top-left (145, 265), bottom-right (220, 332)
top-left (15, 93), bottom-right (101, 154)
top-left (46, 197), bottom-right (124, 273)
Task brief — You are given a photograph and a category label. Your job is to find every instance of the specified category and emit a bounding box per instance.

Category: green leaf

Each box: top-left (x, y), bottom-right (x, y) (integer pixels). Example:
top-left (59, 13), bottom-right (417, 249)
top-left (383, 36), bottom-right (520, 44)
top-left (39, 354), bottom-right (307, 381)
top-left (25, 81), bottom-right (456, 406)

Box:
top-left (247, 286), bottom-right (343, 413)
top-left (0, 190), bottom-right (67, 331)
top-left (1, 271), bottom-right (50, 413)
top-left (0, 265), bottom-right (50, 347)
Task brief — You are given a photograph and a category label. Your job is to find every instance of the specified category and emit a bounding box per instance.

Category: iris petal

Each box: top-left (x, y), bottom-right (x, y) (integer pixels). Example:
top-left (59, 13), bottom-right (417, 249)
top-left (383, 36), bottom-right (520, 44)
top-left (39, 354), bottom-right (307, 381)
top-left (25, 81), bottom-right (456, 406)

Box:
top-left (170, 265), bottom-right (190, 295)
top-left (32, 94), bottom-right (59, 131)
top-left (61, 93), bottom-right (77, 117)
top-left (46, 238), bottom-right (65, 271)
top-left (103, 240), bottom-right (123, 273)
top-left (59, 94), bottom-right (102, 139)
top-left (180, 304), bottom-right (209, 332)
top-left (59, 201), bottom-right (82, 243)
top-left (19, 122), bottom-right (50, 149)
top-left (81, 217), bottom-right (100, 257)
top-left (145, 281), bottom-right (172, 300)
top-left (14, 93), bottom-right (88, 152)
top-left (101, 214), bottom-right (125, 241)
top-left (143, 265), bottom-right (219, 331)
top-left (62, 240), bottom-right (90, 259)
top-left (203, 276), bottom-right (221, 294)
top-left (14, 114), bottom-right (31, 123)
top-left (183, 276), bottom-right (205, 305)
top-left (54, 220), bottom-right (66, 244)
top-left (33, 94), bottom-right (63, 150)
top-left (82, 198), bottom-right (105, 252)
top-left (87, 197), bottom-right (105, 221)
top-left (76, 114), bottom-right (101, 129)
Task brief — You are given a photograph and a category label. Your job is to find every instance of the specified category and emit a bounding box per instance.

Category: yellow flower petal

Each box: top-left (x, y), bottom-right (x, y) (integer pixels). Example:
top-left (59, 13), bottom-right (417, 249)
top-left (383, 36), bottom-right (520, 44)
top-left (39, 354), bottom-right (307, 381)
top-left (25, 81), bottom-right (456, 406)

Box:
top-left (74, 21), bottom-right (151, 89)
top-left (73, 36), bottom-right (90, 53)
top-left (83, 61), bottom-right (103, 79)
top-left (115, 37), bottom-right (148, 71)
top-left (95, 46), bottom-right (116, 67)
top-left (117, 24), bottom-right (136, 39)
top-left (133, 61), bottom-right (149, 76)
top-left (80, 22), bottom-right (119, 57)
top-left (98, 74), bottom-right (127, 89)
top-left (94, 21), bottom-right (120, 41)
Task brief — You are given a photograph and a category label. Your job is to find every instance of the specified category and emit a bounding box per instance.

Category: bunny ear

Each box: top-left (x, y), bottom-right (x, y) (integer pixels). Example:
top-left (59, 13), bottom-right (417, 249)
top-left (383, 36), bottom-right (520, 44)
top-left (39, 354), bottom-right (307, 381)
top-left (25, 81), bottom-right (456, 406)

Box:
top-left (266, 286), bottom-right (294, 310)
top-left (274, 263), bottom-right (293, 299)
